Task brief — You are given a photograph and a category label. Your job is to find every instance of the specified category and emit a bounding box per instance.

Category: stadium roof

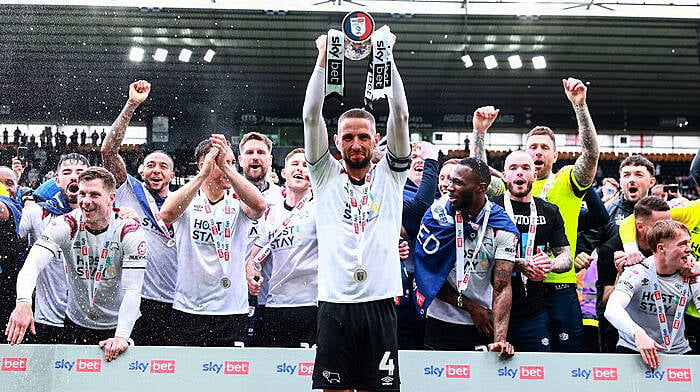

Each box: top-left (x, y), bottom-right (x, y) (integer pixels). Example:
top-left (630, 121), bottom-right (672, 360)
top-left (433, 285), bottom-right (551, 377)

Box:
top-left (0, 1), bottom-right (698, 134)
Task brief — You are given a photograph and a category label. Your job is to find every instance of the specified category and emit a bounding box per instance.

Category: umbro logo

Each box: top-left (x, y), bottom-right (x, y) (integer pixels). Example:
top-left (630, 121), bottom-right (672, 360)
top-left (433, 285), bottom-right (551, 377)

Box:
top-left (381, 376), bottom-right (394, 385)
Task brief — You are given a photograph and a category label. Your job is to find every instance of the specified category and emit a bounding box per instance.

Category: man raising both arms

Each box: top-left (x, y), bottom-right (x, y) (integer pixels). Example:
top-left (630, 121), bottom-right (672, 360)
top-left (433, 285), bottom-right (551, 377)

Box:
top-left (101, 80), bottom-right (179, 346)
top-left (303, 30), bottom-right (410, 391)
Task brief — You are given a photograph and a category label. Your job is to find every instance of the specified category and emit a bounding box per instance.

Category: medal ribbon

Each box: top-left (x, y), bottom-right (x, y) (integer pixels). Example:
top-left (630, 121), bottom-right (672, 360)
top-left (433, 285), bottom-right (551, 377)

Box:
top-left (538, 174), bottom-right (556, 200)
top-left (253, 193), bottom-right (313, 268)
top-left (75, 214), bottom-right (118, 307)
top-left (133, 177), bottom-right (173, 242)
top-left (455, 200), bottom-right (491, 293)
top-left (325, 29), bottom-right (345, 98)
top-left (503, 193), bottom-right (538, 294)
top-left (345, 167), bottom-right (375, 272)
top-left (647, 262), bottom-right (690, 351)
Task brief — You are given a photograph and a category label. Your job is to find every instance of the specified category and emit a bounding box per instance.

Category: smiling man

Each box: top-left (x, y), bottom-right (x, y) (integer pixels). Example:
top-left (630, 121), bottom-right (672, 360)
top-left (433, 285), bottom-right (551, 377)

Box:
top-left (238, 131), bottom-right (284, 346)
top-left (605, 220), bottom-right (700, 369)
top-left (414, 157), bottom-right (519, 357)
top-left (246, 148), bottom-right (318, 348)
top-left (17, 153), bottom-right (89, 344)
top-left (101, 80), bottom-right (179, 346)
top-left (6, 167), bottom-right (147, 362)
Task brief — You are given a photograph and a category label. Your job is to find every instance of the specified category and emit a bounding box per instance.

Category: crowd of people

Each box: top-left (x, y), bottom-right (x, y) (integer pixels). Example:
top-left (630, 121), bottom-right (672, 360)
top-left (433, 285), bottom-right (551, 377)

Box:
top-left (1, 32), bottom-right (700, 391)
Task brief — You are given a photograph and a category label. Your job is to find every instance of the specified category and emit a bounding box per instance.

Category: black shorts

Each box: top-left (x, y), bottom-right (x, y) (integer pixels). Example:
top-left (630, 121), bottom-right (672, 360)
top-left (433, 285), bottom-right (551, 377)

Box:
top-left (24, 322), bottom-right (68, 344)
top-left (132, 298), bottom-right (177, 346)
top-left (171, 309), bottom-right (247, 347)
top-left (64, 317), bottom-right (115, 345)
top-left (424, 317), bottom-right (490, 351)
top-left (255, 305), bottom-right (317, 348)
top-left (312, 299), bottom-right (400, 391)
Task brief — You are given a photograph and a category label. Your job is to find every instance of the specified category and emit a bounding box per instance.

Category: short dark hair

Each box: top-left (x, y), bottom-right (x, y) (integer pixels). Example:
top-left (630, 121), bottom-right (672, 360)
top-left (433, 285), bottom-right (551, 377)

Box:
top-left (194, 139), bottom-right (213, 163)
top-left (457, 157), bottom-right (491, 185)
top-left (338, 108), bottom-right (376, 133)
top-left (79, 166), bottom-right (116, 192)
top-left (144, 150), bottom-right (175, 169)
top-left (56, 153), bottom-right (89, 171)
top-left (526, 126), bottom-right (556, 150)
top-left (619, 155), bottom-right (654, 176)
top-left (194, 137), bottom-right (232, 164)
top-left (633, 196), bottom-right (670, 220)
top-left (647, 220), bottom-right (689, 252)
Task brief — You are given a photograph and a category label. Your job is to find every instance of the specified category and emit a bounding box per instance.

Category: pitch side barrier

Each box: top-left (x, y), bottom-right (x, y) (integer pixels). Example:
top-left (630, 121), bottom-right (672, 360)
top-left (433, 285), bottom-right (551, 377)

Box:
top-left (1, 345), bottom-right (698, 391)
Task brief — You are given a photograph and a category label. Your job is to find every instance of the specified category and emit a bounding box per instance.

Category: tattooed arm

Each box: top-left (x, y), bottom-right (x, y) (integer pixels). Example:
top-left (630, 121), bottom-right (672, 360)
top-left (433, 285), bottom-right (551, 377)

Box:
top-left (491, 258), bottom-right (514, 344)
top-left (563, 77), bottom-right (599, 188)
top-left (550, 246), bottom-right (573, 273)
top-left (101, 80), bottom-right (151, 187)
top-left (470, 106), bottom-right (499, 163)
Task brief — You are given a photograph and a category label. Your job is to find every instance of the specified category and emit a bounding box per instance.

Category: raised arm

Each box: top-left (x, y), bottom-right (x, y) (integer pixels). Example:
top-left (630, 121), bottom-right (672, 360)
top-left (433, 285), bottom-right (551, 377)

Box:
top-left (302, 36), bottom-right (330, 164)
top-left (402, 142), bottom-right (439, 236)
top-left (385, 34), bottom-right (410, 160)
top-left (210, 135), bottom-right (265, 220)
top-left (159, 149), bottom-right (217, 225)
top-left (564, 77), bottom-right (599, 188)
top-left (470, 106), bottom-right (499, 163)
top-left (101, 80), bottom-right (151, 187)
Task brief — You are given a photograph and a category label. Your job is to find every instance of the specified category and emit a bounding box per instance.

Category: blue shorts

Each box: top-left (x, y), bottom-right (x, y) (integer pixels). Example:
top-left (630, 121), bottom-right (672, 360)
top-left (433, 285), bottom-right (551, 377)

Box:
top-left (544, 283), bottom-right (583, 352)
top-left (508, 311), bottom-right (551, 352)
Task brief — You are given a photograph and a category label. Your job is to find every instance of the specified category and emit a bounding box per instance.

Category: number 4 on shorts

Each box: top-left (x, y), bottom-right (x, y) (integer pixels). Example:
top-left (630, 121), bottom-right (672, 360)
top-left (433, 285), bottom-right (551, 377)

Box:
top-left (379, 351), bottom-right (395, 376)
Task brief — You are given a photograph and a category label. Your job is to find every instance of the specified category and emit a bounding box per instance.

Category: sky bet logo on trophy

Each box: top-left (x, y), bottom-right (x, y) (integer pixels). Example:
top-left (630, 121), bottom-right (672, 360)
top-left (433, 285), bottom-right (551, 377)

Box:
top-left (324, 10), bottom-right (392, 109)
